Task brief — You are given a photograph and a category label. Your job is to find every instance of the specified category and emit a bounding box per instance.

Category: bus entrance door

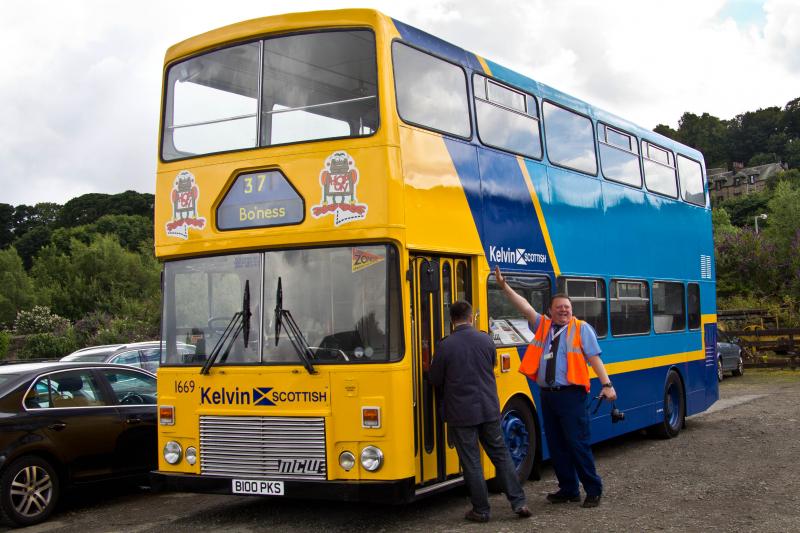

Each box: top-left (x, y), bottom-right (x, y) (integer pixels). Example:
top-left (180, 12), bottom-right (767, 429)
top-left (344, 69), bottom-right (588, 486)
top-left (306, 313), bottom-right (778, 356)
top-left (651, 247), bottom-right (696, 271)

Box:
top-left (411, 255), bottom-right (471, 489)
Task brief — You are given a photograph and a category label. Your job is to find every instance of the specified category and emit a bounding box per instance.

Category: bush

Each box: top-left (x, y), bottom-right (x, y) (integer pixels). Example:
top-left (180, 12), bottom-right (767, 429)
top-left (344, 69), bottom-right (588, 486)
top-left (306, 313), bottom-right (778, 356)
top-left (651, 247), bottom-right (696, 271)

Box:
top-left (73, 311), bottom-right (113, 347)
top-left (0, 330), bottom-right (10, 359)
top-left (19, 329), bottom-right (78, 359)
top-left (13, 306), bottom-right (71, 335)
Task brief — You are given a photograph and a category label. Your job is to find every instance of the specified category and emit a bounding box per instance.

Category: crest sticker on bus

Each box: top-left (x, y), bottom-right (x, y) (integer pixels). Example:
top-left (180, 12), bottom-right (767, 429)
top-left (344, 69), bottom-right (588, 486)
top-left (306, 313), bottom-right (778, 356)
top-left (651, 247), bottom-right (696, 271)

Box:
top-left (166, 170), bottom-right (206, 239)
top-left (310, 151), bottom-right (368, 226)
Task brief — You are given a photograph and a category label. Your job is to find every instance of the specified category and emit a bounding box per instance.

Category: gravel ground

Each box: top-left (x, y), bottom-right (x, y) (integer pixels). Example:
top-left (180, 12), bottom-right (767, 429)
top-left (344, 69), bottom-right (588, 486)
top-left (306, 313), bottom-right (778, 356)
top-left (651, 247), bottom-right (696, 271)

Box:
top-left (8, 369), bottom-right (800, 533)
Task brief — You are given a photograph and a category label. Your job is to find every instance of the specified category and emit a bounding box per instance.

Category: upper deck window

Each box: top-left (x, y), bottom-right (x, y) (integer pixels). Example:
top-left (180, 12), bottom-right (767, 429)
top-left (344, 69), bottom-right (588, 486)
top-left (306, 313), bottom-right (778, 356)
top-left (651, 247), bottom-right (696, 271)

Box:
top-left (162, 30), bottom-right (378, 161)
top-left (543, 102), bottom-right (597, 175)
top-left (677, 155), bottom-right (706, 206)
top-left (473, 74), bottom-right (542, 159)
top-left (642, 140), bottom-right (678, 198)
top-left (392, 42), bottom-right (471, 138)
top-left (598, 123), bottom-right (642, 187)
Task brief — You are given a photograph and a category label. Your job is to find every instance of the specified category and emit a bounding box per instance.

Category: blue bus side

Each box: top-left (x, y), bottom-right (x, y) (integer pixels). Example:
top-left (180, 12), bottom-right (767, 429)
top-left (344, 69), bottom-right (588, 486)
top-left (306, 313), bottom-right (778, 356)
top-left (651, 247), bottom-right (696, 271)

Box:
top-left (392, 19), bottom-right (719, 455)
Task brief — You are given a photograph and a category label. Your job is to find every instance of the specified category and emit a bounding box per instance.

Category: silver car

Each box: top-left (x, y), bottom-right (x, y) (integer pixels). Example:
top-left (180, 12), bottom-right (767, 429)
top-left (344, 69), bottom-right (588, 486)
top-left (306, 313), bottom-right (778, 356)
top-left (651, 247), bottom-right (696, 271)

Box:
top-left (717, 332), bottom-right (745, 381)
top-left (61, 342), bottom-right (194, 373)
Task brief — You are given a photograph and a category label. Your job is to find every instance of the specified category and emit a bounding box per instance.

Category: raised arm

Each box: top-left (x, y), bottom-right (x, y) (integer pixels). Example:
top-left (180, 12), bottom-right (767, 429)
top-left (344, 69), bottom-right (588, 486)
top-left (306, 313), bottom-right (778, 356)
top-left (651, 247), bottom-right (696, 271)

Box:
top-left (494, 265), bottom-right (539, 326)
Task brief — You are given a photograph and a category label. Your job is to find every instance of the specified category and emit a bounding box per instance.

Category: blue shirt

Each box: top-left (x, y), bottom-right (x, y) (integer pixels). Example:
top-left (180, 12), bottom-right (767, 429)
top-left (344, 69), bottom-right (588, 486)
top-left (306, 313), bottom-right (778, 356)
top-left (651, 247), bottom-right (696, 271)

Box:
top-left (531, 312), bottom-right (602, 387)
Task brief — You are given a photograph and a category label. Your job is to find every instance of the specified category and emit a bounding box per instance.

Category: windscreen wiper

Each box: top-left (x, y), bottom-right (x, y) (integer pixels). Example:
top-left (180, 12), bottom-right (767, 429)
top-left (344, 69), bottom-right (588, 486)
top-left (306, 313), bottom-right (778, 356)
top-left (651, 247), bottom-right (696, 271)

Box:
top-left (200, 280), bottom-right (252, 375)
top-left (274, 277), bottom-right (317, 375)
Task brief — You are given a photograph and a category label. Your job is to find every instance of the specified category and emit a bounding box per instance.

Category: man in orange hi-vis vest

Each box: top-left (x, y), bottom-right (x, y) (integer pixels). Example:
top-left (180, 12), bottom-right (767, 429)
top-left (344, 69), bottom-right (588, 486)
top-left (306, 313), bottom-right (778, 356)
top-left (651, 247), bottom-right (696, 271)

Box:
top-left (494, 266), bottom-right (617, 509)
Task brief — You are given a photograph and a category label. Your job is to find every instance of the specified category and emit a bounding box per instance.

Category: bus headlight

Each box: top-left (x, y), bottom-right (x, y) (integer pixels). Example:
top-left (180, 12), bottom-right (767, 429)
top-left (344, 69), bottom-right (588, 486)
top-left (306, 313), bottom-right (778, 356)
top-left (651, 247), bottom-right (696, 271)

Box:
top-left (185, 446), bottom-right (197, 466)
top-left (360, 446), bottom-right (384, 472)
top-left (339, 451), bottom-right (356, 471)
top-left (164, 441), bottom-right (182, 464)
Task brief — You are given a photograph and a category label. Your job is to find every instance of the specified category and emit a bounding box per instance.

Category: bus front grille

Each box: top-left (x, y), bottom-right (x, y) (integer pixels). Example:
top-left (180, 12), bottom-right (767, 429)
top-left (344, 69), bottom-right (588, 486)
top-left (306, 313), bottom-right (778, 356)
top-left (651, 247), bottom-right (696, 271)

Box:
top-left (199, 416), bottom-right (327, 480)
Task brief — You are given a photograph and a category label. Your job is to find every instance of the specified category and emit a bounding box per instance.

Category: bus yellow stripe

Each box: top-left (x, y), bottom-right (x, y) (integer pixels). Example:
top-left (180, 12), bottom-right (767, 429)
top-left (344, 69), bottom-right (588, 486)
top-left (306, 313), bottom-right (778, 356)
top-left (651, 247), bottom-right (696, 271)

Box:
top-left (476, 55), bottom-right (492, 76)
top-left (588, 350), bottom-right (705, 378)
top-left (517, 156), bottom-right (560, 276)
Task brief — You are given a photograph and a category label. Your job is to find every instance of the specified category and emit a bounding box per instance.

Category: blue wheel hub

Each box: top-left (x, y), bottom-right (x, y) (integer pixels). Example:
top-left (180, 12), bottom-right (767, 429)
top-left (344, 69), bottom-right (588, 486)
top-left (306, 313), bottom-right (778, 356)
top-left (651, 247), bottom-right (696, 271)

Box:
top-left (666, 383), bottom-right (680, 428)
top-left (501, 410), bottom-right (529, 468)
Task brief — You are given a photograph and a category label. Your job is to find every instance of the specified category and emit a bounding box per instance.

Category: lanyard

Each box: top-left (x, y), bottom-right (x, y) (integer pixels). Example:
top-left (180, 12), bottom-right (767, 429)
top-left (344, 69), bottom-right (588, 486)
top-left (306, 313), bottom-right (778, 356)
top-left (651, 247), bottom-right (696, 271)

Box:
top-left (550, 325), bottom-right (567, 344)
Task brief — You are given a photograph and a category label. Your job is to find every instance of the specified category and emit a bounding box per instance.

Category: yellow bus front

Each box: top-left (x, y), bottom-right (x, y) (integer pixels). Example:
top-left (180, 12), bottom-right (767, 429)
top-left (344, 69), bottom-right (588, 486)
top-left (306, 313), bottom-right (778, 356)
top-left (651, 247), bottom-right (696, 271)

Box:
top-left (152, 10), bottom-right (431, 502)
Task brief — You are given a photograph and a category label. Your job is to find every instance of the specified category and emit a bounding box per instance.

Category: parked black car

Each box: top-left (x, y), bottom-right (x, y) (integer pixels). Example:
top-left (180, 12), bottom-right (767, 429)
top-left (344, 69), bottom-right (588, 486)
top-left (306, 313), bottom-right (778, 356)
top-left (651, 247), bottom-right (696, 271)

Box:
top-left (717, 331), bottom-right (745, 381)
top-left (0, 362), bottom-right (157, 527)
top-left (61, 341), bottom-right (194, 373)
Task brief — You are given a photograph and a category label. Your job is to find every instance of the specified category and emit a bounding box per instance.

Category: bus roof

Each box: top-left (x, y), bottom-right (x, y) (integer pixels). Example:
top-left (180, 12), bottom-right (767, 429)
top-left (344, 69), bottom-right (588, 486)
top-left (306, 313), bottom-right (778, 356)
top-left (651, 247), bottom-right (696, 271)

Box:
top-left (164, 8), bottom-right (702, 163)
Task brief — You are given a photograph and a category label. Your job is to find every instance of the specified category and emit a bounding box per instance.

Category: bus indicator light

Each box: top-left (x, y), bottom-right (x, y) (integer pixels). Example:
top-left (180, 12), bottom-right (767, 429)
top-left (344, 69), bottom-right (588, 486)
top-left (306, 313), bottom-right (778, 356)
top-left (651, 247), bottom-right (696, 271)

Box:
top-left (160, 405), bottom-right (175, 425)
top-left (501, 353), bottom-right (511, 372)
top-left (362, 406), bottom-right (381, 428)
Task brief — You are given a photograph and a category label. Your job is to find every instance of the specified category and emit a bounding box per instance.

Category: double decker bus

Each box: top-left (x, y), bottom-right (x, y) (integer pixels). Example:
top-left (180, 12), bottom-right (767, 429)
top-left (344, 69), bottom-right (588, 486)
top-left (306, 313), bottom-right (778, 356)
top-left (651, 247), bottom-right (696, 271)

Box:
top-left (153, 9), bottom-right (718, 502)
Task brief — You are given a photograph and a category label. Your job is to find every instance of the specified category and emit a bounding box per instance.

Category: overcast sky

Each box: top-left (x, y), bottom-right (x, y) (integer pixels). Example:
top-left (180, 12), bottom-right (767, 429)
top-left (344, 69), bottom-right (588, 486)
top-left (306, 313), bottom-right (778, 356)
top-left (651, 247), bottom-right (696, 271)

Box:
top-left (1, 0), bottom-right (798, 206)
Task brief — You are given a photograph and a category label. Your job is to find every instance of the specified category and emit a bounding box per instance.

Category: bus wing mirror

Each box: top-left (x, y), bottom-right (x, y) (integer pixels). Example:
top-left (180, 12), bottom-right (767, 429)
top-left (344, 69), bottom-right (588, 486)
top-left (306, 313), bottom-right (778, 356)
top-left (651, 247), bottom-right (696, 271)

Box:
top-left (420, 259), bottom-right (440, 295)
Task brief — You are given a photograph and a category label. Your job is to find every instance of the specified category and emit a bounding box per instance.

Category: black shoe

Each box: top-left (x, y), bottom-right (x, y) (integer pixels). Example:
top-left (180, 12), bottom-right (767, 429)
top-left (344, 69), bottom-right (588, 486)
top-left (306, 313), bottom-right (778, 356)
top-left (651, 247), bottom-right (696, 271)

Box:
top-left (514, 506), bottom-right (532, 518)
top-left (546, 491), bottom-right (581, 503)
top-left (464, 510), bottom-right (490, 523)
top-left (582, 494), bottom-right (602, 508)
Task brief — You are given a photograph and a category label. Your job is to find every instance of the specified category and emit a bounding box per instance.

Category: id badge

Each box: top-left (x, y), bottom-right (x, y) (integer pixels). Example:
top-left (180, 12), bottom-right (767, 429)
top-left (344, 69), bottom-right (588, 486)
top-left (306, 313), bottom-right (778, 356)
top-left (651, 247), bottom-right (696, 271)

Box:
top-left (543, 352), bottom-right (554, 361)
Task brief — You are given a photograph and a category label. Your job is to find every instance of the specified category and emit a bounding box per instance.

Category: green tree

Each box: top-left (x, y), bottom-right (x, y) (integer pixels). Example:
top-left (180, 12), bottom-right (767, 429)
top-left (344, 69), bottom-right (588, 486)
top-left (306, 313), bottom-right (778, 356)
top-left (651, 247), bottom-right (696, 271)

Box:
top-left (766, 169), bottom-right (800, 191)
top-left (675, 112), bottom-right (730, 168)
top-left (31, 234), bottom-right (161, 321)
top-left (782, 97), bottom-right (800, 138)
top-left (784, 138), bottom-right (800, 169)
top-left (728, 107), bottom-right (784, 164)
top-left (653, 124), bottom-right (678, 139)
top-left (747, 152), bottom-right (780, 166)
top-left (718, 192), bottom-right (771, 228)
top-left (712, 208), bottom-right (738, 239)
top-left (764, 180), bottom-right (800, 251)
top-left (0, 248), bottom-right (34, 326)
top-left (49, 214), bottom-right (153, 254)
top-left (14, 225), bottom-right (52, 269)
top-left (56, 191), bottom-right (154, 228)
top-left (0, 203), bottom-right (13, 249)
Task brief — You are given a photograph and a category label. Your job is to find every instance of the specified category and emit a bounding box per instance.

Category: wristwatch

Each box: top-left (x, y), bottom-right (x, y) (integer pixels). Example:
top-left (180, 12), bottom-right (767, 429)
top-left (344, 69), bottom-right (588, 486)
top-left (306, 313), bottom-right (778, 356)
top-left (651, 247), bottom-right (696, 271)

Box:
top-left (602, 382), bottom-right (614, 388)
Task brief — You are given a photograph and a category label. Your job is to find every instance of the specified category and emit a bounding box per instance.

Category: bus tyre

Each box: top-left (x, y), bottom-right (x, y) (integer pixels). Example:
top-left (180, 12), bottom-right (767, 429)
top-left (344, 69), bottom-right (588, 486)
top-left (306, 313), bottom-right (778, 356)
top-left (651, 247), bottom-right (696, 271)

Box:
top-left (488, 397), bottom-right (537, 492)
top-left (0, 455), bottom-right (60, 527)
top-left (649, 370), bottom-right (685, 439)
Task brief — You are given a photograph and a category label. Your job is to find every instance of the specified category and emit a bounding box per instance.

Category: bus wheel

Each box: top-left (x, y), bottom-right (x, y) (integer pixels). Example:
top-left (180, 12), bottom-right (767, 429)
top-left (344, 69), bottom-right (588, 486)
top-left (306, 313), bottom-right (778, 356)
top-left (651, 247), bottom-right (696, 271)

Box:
top-left (648, 370), bottom-right (685, 439)
top-left (500, 397), bottom-right (536, 482)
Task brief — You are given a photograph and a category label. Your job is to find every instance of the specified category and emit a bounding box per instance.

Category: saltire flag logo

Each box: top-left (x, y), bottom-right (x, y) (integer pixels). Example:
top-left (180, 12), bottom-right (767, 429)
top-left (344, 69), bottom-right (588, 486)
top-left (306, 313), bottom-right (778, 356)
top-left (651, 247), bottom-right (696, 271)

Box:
top-left (253, 387), bottom-right (275, 406)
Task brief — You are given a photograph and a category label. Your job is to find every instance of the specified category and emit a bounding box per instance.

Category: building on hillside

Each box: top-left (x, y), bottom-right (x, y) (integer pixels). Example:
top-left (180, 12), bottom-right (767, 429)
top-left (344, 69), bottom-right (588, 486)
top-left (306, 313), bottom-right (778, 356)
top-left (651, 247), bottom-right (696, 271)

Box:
top-left (707, 162), bottom-right (787, 205)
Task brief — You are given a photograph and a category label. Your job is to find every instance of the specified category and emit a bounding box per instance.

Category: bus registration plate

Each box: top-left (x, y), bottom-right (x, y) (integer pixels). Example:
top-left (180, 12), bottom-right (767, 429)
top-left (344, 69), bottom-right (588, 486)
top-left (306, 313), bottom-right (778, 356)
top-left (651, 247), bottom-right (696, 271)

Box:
top-left (232, 479), bottom-right (284, 496)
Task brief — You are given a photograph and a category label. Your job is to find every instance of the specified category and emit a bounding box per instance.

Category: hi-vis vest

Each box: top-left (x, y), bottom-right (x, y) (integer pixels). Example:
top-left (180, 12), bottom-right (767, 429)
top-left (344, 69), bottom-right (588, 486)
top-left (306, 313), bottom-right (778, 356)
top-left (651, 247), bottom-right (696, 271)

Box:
top-left (519, 316), bottom-right (591, 391)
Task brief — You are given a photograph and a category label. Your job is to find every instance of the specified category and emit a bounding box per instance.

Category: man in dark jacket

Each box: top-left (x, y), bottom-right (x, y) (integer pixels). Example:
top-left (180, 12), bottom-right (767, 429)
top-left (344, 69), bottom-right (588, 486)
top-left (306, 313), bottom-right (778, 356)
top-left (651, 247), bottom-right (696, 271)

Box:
top-left (429, 300), bottom-right (531, 522)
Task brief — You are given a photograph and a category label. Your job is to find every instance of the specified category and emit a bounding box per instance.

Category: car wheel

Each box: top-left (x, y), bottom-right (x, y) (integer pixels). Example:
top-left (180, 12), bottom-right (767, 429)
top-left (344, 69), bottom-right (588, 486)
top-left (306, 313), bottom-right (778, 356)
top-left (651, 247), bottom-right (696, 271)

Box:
top-left (648, 370), bottom-right (685, 439)
top-left (732, 357), bottom-right (744, 377)
top-left (717, 357), bottom-right (724, 382)
top-left (0, 456), bottom-right (60, 527)
top-left (488, 397), bottom-right (537, 491)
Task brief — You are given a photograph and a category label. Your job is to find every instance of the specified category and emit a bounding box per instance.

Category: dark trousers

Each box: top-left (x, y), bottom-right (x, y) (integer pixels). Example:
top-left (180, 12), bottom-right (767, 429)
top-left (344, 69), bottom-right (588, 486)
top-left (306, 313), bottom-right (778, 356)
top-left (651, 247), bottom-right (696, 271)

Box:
top-left (541, 387), bottom-right (603, 497)
top-left (449, 420), bottom-right (527, 516)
